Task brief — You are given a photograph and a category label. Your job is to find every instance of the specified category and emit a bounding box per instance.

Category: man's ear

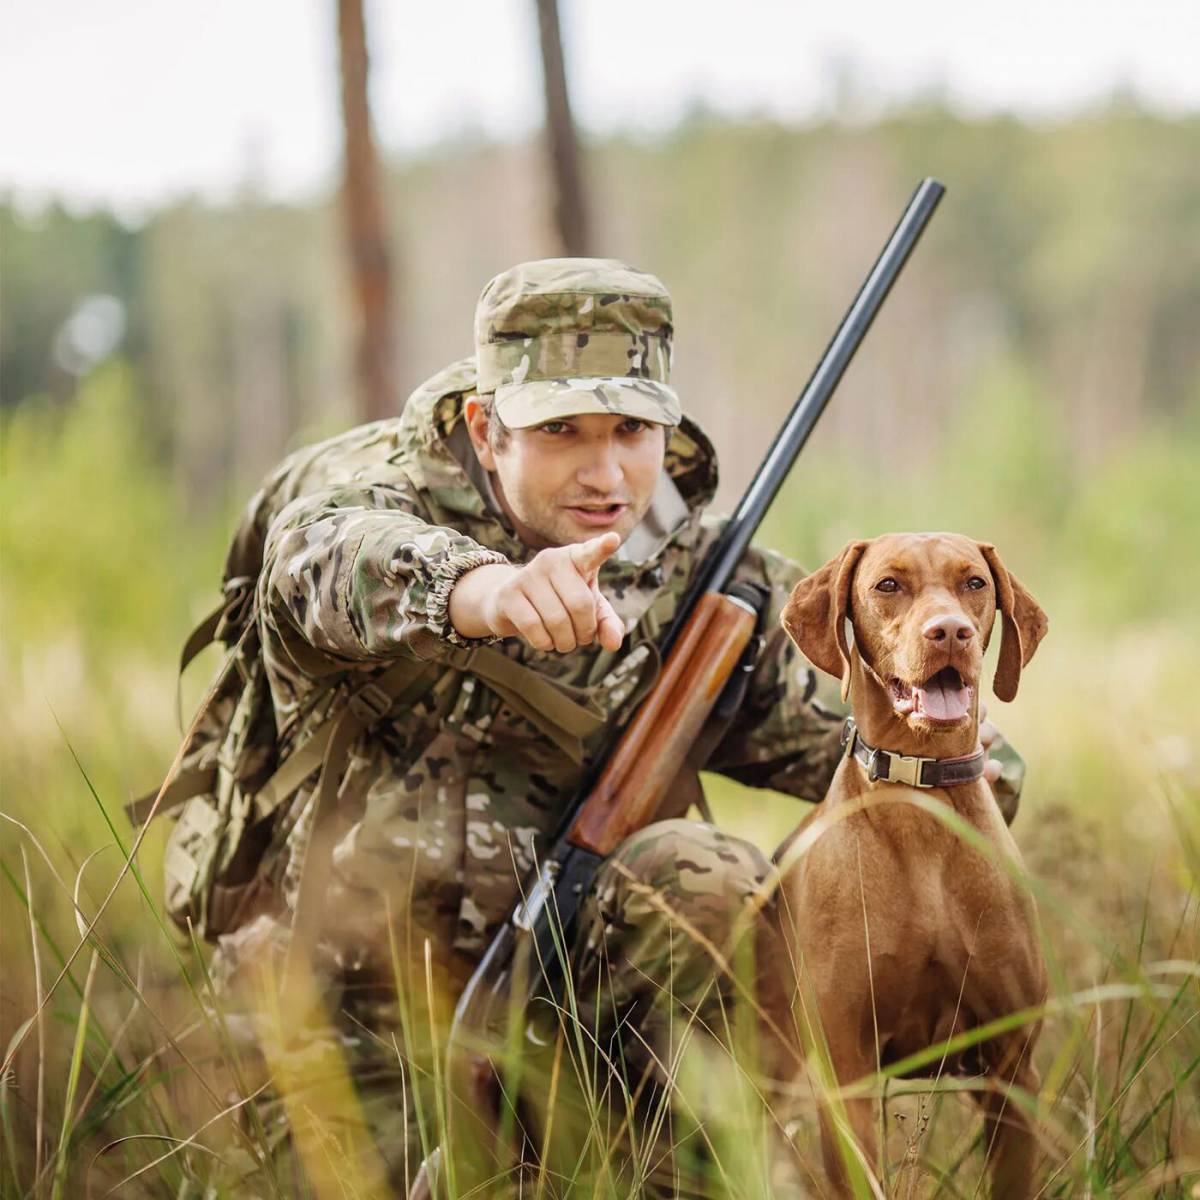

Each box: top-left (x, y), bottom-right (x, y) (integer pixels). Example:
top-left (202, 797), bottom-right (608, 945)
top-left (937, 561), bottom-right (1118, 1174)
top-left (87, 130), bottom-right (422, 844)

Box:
top-left (463, 396), bottom-right (496, 471)
top-left (977, 543), bottom-right (1048, 702)
top-left (781, 541), bottom-right (867, 698)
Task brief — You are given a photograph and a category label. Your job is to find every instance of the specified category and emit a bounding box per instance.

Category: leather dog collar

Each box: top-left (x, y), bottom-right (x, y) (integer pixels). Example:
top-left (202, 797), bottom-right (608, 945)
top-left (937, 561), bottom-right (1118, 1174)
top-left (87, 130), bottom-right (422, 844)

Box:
top-left (840, 718), bottom-right (986, 788)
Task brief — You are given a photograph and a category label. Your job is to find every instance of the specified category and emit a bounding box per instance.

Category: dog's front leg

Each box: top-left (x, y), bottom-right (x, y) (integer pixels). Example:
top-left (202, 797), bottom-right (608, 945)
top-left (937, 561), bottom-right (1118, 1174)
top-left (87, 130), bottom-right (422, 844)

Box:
top-left (978, 1060), bottom-right (1039, 1199)
top-left (809, 1018), bottom-right (880, 1198)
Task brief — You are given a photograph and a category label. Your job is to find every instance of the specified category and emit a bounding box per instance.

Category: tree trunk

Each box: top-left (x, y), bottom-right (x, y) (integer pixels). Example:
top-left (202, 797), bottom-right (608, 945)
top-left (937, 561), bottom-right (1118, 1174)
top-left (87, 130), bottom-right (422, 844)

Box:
top-left (336, 0), bottom-right (398, 422)
top-left (534, 0), bottom-right (590, 257)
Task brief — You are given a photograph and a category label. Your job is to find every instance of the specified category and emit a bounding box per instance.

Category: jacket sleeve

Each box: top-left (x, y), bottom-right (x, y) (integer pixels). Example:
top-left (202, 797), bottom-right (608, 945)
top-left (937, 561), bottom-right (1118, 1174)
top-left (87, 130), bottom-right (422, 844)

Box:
top-left (259, 474), bottom-right (508, 664)
top-left (703, 534), bottom-right (1027, 818)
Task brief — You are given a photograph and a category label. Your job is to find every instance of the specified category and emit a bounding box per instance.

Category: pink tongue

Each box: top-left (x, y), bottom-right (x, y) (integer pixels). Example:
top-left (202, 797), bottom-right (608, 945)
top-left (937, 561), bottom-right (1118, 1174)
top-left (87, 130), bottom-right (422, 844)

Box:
top-left (916, 678), bottom-right (971, 721)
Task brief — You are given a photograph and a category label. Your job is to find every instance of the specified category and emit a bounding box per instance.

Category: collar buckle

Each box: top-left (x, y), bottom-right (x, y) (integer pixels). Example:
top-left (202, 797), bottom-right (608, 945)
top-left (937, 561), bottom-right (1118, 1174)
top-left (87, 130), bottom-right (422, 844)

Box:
top-left (865, 747), bottom-right (928, 786)
top-left (844, 717), bottom-right (937, 787)
top-left (885, 752), bottom-right (929, 788)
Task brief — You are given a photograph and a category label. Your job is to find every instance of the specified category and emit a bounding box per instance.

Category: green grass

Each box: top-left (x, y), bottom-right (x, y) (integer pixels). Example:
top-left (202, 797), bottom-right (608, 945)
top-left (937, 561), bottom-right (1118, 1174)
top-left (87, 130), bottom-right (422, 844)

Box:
top-left (1, 369), bottom-right (1197, 1197)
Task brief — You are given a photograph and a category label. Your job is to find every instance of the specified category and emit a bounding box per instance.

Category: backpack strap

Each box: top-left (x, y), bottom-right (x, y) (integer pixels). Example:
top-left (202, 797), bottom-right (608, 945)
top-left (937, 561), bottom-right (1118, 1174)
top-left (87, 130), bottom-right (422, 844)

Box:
top-left (284, 665), bottom-right (438, 990)
top-left (223, 640), bottom-right (605, 827)
top-left (250, 659), bottom-right (444, 821)
top-left (176, 577), bottom-right (257, 672)
top-left (174, 576), bottom-right (259, 728)
top-left (444, 644), bottom-right (605, 764)
top-left (124, 766), bottom-right (221, 826)
top-left (281, 648), bottom-right (608, 993)
top-left (179, 604), bottom-right (223, 675)
top-left (126, 656), bottom-right (443, 828)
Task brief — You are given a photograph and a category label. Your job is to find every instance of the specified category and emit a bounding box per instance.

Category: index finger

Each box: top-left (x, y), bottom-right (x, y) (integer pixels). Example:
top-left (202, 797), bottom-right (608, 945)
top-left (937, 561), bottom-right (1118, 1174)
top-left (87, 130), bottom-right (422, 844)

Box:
top-left (568, 532), bottom-right (621, 581)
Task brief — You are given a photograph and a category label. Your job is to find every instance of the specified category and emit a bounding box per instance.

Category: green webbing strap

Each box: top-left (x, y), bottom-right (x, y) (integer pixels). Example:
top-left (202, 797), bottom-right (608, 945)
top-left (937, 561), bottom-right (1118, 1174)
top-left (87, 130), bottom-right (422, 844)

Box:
top-left (282, 660), bottom-right (450, 993)
top-left (249, 660), bottom-right (442, 823)
top-left (173, 578), bottom-right (256, 729)
top-left (174, 602), bottom-right (225, 731)
top-left (127, 659), bottom-right (442, 828)
top-left (180, 603), bottom-right (224, 675)
top-left (447, 644), bottom-right (605, 764)
top-left (124, 766), bottom-right (218, 827)
top-left (182, 577), bottom-right (257, 673)
top-left (282, 647), bottom-right (605, 995)
top-left (281, 696), bottom-right (367, 999)
top-left (133, 628), bottom-right (605, 840)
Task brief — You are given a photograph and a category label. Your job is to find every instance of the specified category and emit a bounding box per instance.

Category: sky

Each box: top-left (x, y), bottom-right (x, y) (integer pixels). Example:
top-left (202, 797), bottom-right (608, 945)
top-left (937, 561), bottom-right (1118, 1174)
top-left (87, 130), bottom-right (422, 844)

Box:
top-left (2, 0), bottom-right (1197, 217)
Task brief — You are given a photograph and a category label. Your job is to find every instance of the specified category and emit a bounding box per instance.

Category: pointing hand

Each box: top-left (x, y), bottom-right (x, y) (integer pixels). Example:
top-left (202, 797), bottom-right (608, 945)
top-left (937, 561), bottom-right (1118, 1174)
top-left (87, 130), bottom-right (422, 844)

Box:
top-left (450, 532), bottom-right (625, 653)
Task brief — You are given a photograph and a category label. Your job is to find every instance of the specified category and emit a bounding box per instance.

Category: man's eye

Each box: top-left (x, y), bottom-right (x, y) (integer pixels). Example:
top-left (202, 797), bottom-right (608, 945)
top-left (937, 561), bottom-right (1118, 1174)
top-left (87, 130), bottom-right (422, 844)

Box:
top-left (966, 576), bottom-right (988, 591)
top-left (875, 578), bottom-right (899, 593)
top-left (539, 421), bottom-right (569, 434)
top-left (620, 418), bottom-right (648, 434)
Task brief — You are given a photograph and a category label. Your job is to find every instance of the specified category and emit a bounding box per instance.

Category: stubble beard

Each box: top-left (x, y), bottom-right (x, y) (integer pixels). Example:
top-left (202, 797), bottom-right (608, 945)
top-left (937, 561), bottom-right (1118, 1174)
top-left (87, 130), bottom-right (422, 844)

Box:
top-left (495, 475), bottom-right (647, 551)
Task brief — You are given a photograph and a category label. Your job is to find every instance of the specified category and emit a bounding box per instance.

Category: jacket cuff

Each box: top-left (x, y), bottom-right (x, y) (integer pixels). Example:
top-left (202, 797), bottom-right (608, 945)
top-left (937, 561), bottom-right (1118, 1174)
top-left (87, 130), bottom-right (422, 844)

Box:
top-left (990, 737), bottom-right (1024, 825)
top-left (425, 548), bottom-right (510, 647)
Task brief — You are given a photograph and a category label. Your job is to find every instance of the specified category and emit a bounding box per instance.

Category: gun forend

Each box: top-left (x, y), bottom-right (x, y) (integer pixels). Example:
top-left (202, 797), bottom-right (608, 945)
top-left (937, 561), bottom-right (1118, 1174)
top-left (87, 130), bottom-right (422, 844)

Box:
top-left (568, 589), bottom-right (758, 857)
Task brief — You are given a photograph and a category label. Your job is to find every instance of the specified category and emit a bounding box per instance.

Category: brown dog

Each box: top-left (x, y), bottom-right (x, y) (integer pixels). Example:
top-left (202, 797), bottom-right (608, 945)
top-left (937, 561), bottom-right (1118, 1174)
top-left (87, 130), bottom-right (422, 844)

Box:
top-left (772, 533), bottom-right (1048, 1197)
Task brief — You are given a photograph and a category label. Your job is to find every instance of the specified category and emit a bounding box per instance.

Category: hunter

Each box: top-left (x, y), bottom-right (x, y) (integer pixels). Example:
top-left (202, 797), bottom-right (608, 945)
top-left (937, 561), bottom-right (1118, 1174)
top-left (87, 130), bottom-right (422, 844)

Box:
top-left (169, 258), bottom-right (1020, 1194)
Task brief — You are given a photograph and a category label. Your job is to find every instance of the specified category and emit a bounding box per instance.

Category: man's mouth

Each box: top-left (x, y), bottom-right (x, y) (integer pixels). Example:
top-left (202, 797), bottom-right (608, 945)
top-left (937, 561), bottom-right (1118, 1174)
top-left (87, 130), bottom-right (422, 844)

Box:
top-left (888, 666), bottom-right (974, 724)
top-left (563, 502), bottom-right (629, 527)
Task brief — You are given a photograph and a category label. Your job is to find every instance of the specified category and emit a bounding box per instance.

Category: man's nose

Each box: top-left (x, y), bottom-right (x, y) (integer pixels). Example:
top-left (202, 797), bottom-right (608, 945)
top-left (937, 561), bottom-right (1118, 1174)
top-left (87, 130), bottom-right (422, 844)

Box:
top-left (922, 613), bottom-right (975, 643)
top-left (578, 443), bottom-right (623, 492)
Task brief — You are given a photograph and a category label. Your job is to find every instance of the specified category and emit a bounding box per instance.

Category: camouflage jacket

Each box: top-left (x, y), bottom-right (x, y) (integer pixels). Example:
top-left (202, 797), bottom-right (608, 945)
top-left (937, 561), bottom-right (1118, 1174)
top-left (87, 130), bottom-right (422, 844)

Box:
top-left (239, 360), bottom-right (847, 965)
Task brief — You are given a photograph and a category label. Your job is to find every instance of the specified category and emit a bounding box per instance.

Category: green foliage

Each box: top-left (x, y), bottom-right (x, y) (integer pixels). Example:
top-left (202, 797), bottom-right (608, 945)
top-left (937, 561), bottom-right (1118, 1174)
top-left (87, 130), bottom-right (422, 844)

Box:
top-left (0, 202), bottom-right (143, 405)
top-left (1, 359), bottom-right (226, 659)
top-left (1058, 414), bottom-right (1200, 625)
top-left (757, 355), bottom-right (1199, 633)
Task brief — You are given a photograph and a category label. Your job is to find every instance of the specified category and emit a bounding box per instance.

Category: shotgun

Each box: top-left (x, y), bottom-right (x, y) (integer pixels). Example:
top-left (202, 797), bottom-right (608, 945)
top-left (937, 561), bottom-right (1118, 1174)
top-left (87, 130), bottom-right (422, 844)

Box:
top-left (441, 176), bottom-right (946, 1178)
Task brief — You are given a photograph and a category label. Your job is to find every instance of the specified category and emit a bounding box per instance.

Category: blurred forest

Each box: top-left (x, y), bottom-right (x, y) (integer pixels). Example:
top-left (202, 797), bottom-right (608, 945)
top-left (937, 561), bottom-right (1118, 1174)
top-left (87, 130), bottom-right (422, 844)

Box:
top-left (5, 108), bottom-right (1200, 504)
top-left (2, 106), bottom-right (1199, 1196)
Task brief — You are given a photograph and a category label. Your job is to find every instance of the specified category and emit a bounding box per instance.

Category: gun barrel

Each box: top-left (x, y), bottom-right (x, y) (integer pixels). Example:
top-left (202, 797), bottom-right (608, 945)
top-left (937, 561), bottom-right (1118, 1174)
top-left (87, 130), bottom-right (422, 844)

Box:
top-left (666, 177), bottom-right (945, 653)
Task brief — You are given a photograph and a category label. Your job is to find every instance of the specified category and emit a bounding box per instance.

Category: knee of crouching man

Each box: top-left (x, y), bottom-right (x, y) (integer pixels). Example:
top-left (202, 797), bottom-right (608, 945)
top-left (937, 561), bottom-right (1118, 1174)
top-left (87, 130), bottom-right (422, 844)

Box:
top-left (599, 819), bottom-right (773, 949)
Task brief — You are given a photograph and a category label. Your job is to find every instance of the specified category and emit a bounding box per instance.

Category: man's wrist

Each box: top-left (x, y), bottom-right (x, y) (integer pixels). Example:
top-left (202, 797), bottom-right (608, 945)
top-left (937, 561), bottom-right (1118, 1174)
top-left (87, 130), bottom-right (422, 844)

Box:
top-left (448, 562), bottom-right (520, 639)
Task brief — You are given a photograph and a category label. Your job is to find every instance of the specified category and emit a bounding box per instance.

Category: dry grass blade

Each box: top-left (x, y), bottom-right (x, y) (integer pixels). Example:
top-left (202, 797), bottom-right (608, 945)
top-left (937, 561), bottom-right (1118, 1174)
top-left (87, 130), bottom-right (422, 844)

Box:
top-left (90, 1084), bottom-right (268, 1200)
top-left (1, 640), bottom-right (245, 1076)
top-left (70, 844), bottom-right (115, 940)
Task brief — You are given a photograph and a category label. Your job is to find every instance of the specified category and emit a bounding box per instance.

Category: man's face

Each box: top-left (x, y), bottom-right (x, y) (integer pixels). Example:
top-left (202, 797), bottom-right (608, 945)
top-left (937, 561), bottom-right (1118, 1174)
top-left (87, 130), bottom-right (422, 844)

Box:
top-left (465, 400), bottom-right (668, 550)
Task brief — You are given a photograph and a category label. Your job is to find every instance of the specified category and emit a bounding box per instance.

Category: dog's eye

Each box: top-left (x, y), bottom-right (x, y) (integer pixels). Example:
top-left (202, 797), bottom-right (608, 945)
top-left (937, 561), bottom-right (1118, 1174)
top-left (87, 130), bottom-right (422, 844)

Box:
top-left (874, 578), bottom-right (899, 593)
top-left (966, 576), bottom-right (988, 590)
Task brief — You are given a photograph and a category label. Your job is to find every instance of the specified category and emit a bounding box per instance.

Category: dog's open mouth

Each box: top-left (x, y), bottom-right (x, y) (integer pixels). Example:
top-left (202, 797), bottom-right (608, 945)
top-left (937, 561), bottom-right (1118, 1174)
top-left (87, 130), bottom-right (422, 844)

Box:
top-left (889, 667), bottom-right (973, 723)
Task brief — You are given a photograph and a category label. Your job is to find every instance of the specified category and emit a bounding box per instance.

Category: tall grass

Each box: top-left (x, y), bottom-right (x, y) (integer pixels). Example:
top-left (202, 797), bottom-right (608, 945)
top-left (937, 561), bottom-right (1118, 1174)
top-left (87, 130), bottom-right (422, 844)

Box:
top-left (1, 365), bottom-right (1197, 1196)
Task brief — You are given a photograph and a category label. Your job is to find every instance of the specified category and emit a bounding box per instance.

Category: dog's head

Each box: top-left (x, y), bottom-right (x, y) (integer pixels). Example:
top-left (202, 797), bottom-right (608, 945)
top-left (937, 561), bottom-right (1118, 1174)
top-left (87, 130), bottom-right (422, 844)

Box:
top-left (781, 533), bottom-right (1047, 737)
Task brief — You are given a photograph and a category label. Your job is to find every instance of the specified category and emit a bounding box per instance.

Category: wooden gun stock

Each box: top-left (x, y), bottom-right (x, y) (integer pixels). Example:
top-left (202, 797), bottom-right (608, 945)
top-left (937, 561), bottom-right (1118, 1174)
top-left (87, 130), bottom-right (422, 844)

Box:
top-left (569, 590), bottom-right (758, 856)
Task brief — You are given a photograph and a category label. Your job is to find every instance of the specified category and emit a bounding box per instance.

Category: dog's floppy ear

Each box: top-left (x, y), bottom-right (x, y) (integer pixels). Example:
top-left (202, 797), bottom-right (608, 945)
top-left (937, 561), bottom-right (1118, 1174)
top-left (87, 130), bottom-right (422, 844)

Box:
top-left (781, 541), bottom-right (867, 699)
top-left (977, 543), bottom-right (1048, 702)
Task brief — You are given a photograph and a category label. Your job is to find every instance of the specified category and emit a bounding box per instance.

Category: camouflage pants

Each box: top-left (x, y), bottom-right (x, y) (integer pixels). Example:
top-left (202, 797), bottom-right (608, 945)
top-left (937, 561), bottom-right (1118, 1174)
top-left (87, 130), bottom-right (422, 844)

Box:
top-left (210, 819), bottom-right (782, 1199)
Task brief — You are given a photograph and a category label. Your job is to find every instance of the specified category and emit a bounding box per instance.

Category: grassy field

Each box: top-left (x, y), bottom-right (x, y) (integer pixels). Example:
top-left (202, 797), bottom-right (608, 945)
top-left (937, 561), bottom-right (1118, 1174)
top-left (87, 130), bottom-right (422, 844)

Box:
top-left (2, 365), bottom-right (1197, 1197)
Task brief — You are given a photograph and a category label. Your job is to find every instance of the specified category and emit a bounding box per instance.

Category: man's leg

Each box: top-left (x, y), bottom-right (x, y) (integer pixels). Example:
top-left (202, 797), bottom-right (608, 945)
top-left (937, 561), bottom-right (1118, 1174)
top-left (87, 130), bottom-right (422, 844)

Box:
top-left (199, 907), bottom-right (470, 1199)
top-left (543, 818), bottom-right (789, 1197)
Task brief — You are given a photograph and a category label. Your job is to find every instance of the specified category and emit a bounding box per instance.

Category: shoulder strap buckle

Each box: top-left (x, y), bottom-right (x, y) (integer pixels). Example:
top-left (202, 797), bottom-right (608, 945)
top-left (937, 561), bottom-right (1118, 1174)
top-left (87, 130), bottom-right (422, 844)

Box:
top-left (347, 681), bottom-right (394, 725)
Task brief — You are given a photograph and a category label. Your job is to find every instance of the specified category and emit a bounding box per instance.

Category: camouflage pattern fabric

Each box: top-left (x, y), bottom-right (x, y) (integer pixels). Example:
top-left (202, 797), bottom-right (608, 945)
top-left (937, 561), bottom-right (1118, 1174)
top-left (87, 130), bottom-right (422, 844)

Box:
top-left (189, 349), bottom-right (1022, 1195)
top-left (572, 818), bottom-right (778, 1081)
top-left (474, 258), bottom-right (681, 428)
top-left (217, 355), bottom-right (849, 979)
top-left (497, 375), bottom-right (681, 430)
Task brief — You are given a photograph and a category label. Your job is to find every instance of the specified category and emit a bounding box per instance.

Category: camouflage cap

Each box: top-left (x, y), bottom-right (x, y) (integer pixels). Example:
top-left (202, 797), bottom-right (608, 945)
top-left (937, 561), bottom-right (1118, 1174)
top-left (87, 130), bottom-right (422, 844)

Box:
top-left (474, 258), bottom-right (681, 429)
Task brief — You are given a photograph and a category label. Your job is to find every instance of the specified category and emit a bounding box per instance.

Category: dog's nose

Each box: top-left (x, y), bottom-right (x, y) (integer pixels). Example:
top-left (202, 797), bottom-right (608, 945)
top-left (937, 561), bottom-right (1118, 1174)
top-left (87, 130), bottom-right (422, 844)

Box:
top-left (922, 614), bottom-right (974, 643)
